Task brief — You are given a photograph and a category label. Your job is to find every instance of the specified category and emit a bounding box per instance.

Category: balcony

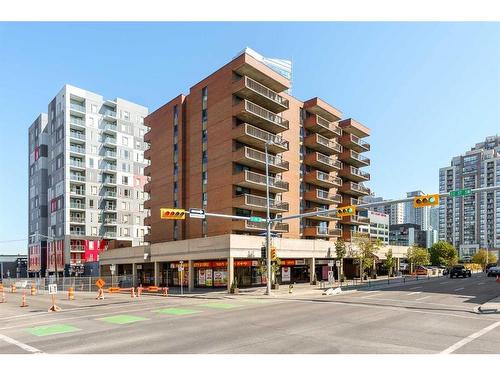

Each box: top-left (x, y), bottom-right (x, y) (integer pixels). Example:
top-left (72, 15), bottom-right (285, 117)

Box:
top-left (102, 164), bottom-right (117, 172)
top-left (339, 149), bottom-right (370, 168)
top-left (70, 145), bottom-right (85, 155)
top-left (341, 181), bottom-right (371, 196)
top-left (70, 174), bottom-right (85, 183)
top-left (103, 231), bottom-right (117, 238)
top-left (233, 170), bottom-right (289, 193)
top-left (103, 204), bottom-right (117, 212)
top-left (233, 99), bottom-right (289, 134)
top-left (70, 230), bottom-right (85, 237)
top-left (103, 190), bottom-right (117, 199)
top-left (303, 226), bottom-right (341, 238)
top-left (103, 109), bottom-right (117, 120)
top-left (69, 131), bottom-right (85, 142)
top-left (233, 123), bottom-right (289, 153)
top-left (102, 177), bottom-right (116, 185)
top-left (70, 245), bottom-right (85, 252)
top-left (102, 149), bottom-right (117, 160)
top-left (338, 118), bottom-right (370, 138)
top-left (304, 114), bottom-right (341, 138)
top-left (70, 188), bottom-right (85, 196)
top-left (233, 146), bottom-right (289, 173)
top-left (303, 98), bottom-right (342, 122)
top-left (341, 215), bottom-right (370, 225)
top-left (339, 165), bottom-right (370, 182)
top-left (103, 217), bottom-right (117, 225)
top-left (69, 216), bottom-right (85, 224)
top-left (70, 116), bottom-right (86, 129)
top-left (304, 133), bottom-right (342, 155)
top-left (69, 160), bottom-right (85, 170)
top-left (233, 193), bottom-right (289, 213)
top-left (103, 137), bottom-right (116, 146)
top-left (340, 133), bottom-right (370, 153)
top-left (102, 122), bottom-right (117, 134)
top-left (233, 57), bottom-right (290, 93)
top-left (304, 170), bottom-right (342, 189)
top-left (304, 207), bottom-right (339, 221)
top-left (70, 202), bottom-right (85, 210)
top-left (304, 152), bottom-right (342, 172)
top-left (233, 76), bottom-right (289, 113)
top-left (70, 102), bottom-right (86, 114)
top-left (304, 189), bottom-right (341, 205)
top-left (232, 220), bottom-right (289, 233)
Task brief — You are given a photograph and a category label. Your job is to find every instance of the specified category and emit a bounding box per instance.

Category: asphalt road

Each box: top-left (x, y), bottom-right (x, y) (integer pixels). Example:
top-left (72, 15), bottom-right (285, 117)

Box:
top-left (0, 273), bottom-right (499, 354)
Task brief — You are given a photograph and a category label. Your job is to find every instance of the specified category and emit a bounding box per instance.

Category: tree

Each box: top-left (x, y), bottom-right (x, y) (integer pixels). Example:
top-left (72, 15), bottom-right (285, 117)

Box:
top-left (429, 241), bottom-right (458, 267)
top-left (384, 249), bottom-right (395, 277)
top-left (471, 249), bottom-right (497, 271)
top-left (335, 238), bottom-right (347, 280)
top-left (407, 246), bottom-right (430, 271)
top-left (353, 233), bottom-right (381, 281)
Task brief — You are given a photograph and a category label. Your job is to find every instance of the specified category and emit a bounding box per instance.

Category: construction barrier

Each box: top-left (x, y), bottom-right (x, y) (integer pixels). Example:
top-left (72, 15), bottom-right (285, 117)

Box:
top-left (68, 287), bottom-right (75, 300)
top-left (30, 284), bottom-right (37, 296)
top-left (108, 287), bottom-right (121, 293)
top-left (147, 286), bottom-right (159, 292)
top-left (0, 285), bottom-right (5, 303)
top-left (130, 287), bottom-right (136, 298)
top-left (11, 284), bottom-right (16, 293)
top-left (20, 291), bottom-right (28, 308)
top-left (162, 287), bottom-right (168, 297)
top-left (96, 288), bottom-right (104, 300)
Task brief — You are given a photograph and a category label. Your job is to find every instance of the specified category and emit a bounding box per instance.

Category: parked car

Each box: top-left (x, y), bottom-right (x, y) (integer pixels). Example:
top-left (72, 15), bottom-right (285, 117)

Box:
top-left (450, 265), bottom-right (471, 278)
top-left (437, 266), bottom-right (449, 275)
top-left (415, 266), bottom-right (429, 276)
top-left (486, 266), bottom-right (500, 277)
top-left (485, 263), bottom-right (498, 272)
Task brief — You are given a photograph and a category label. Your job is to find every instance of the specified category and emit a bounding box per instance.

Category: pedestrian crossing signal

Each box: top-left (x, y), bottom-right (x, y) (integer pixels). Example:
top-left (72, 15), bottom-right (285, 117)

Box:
top-left (337, 205), bottom-right (356, 217)
top-left (413, 194), bottom-right (439, 208)
top-left (160, 208), bottom-right (186, 220)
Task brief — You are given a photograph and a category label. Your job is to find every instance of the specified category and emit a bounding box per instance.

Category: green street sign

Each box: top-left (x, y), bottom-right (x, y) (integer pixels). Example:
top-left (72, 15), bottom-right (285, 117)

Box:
top-left (449, 188), bottom-right (472, 197)
top-left (249, 217), bottom-right (264, 223)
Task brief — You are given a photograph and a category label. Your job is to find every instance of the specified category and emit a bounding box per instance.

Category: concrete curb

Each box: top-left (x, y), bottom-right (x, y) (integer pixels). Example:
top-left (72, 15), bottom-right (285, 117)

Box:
top-left (474, 295), bottom-right (500, 314)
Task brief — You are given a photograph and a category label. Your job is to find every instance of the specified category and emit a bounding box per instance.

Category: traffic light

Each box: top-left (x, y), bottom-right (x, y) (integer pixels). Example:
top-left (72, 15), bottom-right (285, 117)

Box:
top-left (413, 194), bottom-right (439, 208)
top-left (160, 208), bottom-right (186, 220)
top-left (271, 247), bottom-right (277, 261)
top-left (337, 205), bottom-right (356, 217)
top-left (261, 246), bottom-right (266, 260)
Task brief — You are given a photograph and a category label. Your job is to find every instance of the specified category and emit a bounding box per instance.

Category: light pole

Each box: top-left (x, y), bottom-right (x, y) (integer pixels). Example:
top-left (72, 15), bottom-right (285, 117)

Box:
top-left (264, 140), bottom-right (274, 296)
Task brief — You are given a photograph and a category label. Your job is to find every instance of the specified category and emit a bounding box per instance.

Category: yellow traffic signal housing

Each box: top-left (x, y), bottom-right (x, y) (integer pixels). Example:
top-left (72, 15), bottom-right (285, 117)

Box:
top-left (271, 248), bottom-right (277, 261)
top-left (413, 194), bottom-right (439, 208)
top-left (337, 205), bottom-right (356, 217)
top-left (160, 208), bottom-right (186, 220)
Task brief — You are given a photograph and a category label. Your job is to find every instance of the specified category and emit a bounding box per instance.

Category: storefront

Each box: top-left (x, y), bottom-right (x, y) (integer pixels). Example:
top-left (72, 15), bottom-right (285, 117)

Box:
top-left (315, 259), bottom-right (339, 281)
top-left (233, 260), bottom-right (266, 287)
top-left (278, 259), bottom-right (310, 284)
top-left (136, 263), bottom-right (155, 286)
top-left (166, 262), bottom-right (189, 287)
top-left (194, 260), bottom-right (228, 288)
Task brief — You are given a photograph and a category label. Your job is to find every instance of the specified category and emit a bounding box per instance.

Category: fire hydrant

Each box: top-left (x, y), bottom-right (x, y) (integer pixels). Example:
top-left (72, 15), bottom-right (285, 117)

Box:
top-left (288, 284), bottom-right (293, 294)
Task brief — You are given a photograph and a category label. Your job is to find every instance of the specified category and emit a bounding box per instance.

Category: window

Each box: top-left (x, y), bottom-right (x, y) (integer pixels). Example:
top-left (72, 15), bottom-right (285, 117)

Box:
top-left (91, 227), bottom-right (97, 236)
top-left (89, 199), bottom-right (94, 208)
top-left (123, 110), bottom-right (130, 120)
top-left (135, 216), bottom-right (140, 225)
top-left (89, 158), bottom-right (94, 168)
top-left (202, 171), bottom-right (208, 185)
top-left (202, 151), bottom-right (208, 164)
top-left (122, 136), bottom-right (128, 146)
top-left (123, 188), bottom-right (130, 198)
top-left (122, 176), bottom-right (129, 185)
top-left (123, 215), bottom-right (129, 223)
top-left (139, 204), bottom-right (144, 212)
top-left (89, 117), bottom-right (94, 127)
top-left (91, 186), bottom-right (97, 195)
top-left (202, 192), bottom-right (208, 206)
top-left (91, 104), bottom-right (97, 113)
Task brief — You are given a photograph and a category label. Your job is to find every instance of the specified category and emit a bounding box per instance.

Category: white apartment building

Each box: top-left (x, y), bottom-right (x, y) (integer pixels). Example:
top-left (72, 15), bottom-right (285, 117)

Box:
top-left (362, 195), bottom-right (404, 225)
top-left (439, 135), bottom-right (500, 259)
top-left (28, 85), bottom-right (150, 276)
top-left (358, 210), bottom-right (389, 244)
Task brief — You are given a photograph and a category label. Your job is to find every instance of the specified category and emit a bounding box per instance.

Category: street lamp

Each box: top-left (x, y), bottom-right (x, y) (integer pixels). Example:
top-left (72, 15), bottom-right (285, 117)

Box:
top-left (264, 140), bottom-right (275, 296)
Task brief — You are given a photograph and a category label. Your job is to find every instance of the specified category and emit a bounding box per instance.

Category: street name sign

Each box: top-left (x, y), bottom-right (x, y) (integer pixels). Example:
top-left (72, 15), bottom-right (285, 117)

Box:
top-left (189, 208), bottom-right (206, 219)
top-left (449, 189), bottom-right (472, 197)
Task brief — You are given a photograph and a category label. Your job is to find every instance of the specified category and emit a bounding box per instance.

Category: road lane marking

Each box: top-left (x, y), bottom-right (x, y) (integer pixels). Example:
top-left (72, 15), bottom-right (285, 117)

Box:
top-left (409, 286), bottom-right (422, 290)
top-left (454, 287), bottom-right (465, 291)
top-left (0, 333), bottom-right (43, 354)
top-left (440, 321), bottom-right (500, 354)
top-left (361, 293), bottom-right (384, 298)
top-left (364, 290), bottom-right (381, 293)
top-left (407, 292), bottom-right (422, 295)
top-left (416, 296), bottom-right (432, 301)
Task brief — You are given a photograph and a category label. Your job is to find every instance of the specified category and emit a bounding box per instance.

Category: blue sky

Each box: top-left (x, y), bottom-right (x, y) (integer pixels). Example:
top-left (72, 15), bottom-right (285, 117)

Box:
top-left (0, 22), bottom-right (498, 254)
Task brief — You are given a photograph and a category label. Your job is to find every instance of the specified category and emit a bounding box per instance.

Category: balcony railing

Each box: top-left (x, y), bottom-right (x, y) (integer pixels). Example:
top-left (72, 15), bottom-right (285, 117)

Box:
top-left (245, 100), bottom-right (289, 129)
top-left (70, 102), bottom-right (86, 112)
top-left (243, 220), bottom-right (289, 232)
top-left (315, 171), bottom-right (340, 186)
top-left (104, 205), bottom-right (117, 211)
top-left (243, 194), bottom-right (289, 211)
top-left (315, 134), bottom-right (342, 153)
top-left (103, 110), bottom-right (117, 118)
top-left (70, 131), bottom-right (85, 140)
top-left (317, 153), bottom-right (342, 169)
top-left (70, 202), bottom-right (85, 209)
top-left (304, 226), bottom-right (340, 236)
top-left (103, 217), bottom-right (117, 224)
top-left (244, 147), bottom-right (289, 170)
top-left (70, 230), bottom-right (85, 236)
top-left (70, 116), bottom-right (85, 126)
top-left (244, 77), bottom-right (289, 108)
top-left (70, 146), bottom-right (85, 154)
top-left (69, 216), bottom-right (85, 223)
top-left (70, 245), bottom-right (85, 252)
top-left (103, 191), bottom-right (117, 197)
top-left (70, 160), bottom-right (85, 168)
top-left (102, 122), bottom-right (117, 131)
top-left (351, 150), bottom-right (370, 164)
top-left (350, 182), bottom-right (371, 194)
top-left (70, 174), bottom-right (85, 182)
top-left (70, 189), bottom-right (85, 196)
top-left (103, 150), bottom-right (117, 158)
top-left (351, 134), bottom-right (370, 149)
top-left (103, 232), bottom-right (117, 237)
top-left (103, 137), bottom-right (116, 144)
top-left (244, 170), bottom-right (289, 190)
top-left (242, 124), bottom-right (289, 150)
top-left (103, 164), bottom-right (117, 171)
top-left (350, 167), bottom-right (370, 179)
top-left (102, 178), bottom-right (117, 184)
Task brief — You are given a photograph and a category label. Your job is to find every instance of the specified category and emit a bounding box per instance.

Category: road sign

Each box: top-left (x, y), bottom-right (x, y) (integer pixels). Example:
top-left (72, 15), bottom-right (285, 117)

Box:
top-left (48, 284), bottom-right (57, 295)
top-left (189, 208), bottom-right (206, 219)
top-left (95, 279), bottom-right (106, 289)
top-left (110, 265), bottom-right (116, 275)
top-left (249, 216), bottom-right (265, 222)
top-left (450, 188), bottom-right (472, 197)
top-left (328, 261), bottom-right (334, 267)
top-left (336, 260), bottom-right (341, 267)
top-left (328, 271), bottom-right (334, 283)
top-left (178, 266), bottom-right (184, 271)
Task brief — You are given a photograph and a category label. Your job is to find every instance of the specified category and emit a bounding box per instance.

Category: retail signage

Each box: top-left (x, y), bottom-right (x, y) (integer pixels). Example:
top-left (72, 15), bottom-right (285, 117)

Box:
top-left (282, 260), bottom-right (296, 266)
top-left (206, 269), bottom-right (213, 287)
top-left (198, 269), bottom-right (206, 284)
top-left (282, 267), bottom-right (291, 282)
top-left (295, 259), bottom-right (306, 265)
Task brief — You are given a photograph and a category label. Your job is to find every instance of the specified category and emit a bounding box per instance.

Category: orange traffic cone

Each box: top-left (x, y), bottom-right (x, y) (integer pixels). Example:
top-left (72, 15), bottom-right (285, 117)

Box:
top-left (20, 291), bottom-right (28, 308)
top-left (131, 287), bottom-right (136, 298)
top-left (11, 284), bottom-right (16, 293)
top-left (0, 290), bottom-right (5, 303)
top-left (30, 284), bottom-right (37, 296)
top-left (162, 287), bottom-right (168, 297)
top-left (137, 285), bottom-right (143, 298)
top-left (68, 287), bottom-right (75, 300)
top-left (96, 288), bottom-right (104, 300)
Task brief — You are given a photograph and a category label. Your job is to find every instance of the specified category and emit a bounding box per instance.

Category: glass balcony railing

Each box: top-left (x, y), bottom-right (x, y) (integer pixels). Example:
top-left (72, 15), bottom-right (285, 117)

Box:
top-left (70, 131), bottom-right (85, 140)
top-left (244, 194), bottom-right (289, 211)
top-left (70, 202), bottom-right (85, 209)
top-left (70, 102), bottom-right (86, 112)
top-left (70, 116), bottom-right (85, 126)
top-left (244, 147), bottom-right (289, 170)
top-left (70, 160), bottom-right (85, 168)
top-left (70, 174), bottom-right (85, 182)
top-left (70, 146), bottom-right (85, 154)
